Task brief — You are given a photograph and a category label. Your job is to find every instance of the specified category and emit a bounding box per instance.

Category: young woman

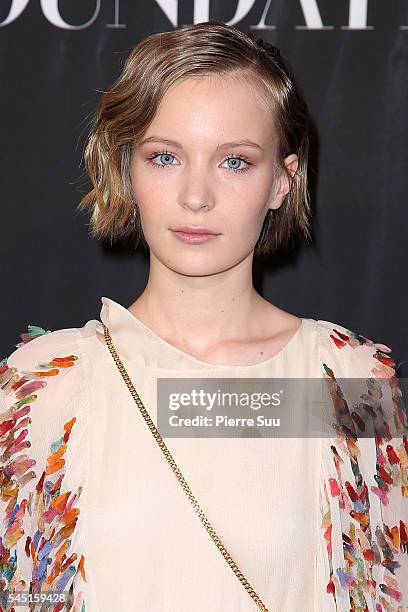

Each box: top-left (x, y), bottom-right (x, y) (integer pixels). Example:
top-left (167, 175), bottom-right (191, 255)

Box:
top-left (1, 21), bottom-right (407, 612)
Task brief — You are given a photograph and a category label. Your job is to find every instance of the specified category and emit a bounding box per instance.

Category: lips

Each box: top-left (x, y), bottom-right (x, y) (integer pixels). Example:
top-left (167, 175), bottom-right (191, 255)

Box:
top-left (171, 228), bottom-right (220, 245)
top-left (172, 226), bottom-right (219, 235)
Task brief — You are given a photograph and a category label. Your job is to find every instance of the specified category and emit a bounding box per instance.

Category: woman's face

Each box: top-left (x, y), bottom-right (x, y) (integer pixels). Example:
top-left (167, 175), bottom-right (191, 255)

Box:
top-left (130, 73), bottom-right (297, 276)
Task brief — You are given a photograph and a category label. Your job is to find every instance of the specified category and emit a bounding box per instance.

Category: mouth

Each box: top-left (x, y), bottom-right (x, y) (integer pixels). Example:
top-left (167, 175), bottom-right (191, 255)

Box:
top-left (171, 226), bottom-right (219, 235)
top-left (170, 227), bottom-right (220, 244)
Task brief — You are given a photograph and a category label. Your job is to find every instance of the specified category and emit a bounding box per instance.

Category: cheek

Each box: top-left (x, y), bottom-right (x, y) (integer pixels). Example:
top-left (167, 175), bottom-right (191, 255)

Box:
top-left (224, 194), bottom-right (269, 231)
top-left (130, 173), bottom-right (169, 220)
top-left (136, 201), bottom-right (166, 232)
top-left (130, 159), bottom-right (164, 200)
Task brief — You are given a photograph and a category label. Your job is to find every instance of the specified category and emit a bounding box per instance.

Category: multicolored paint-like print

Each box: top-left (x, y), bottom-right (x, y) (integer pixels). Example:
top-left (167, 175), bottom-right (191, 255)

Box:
top-left (2, 320), bottom-right (407, 611)
top-left (0, 326), bottom-right (86, 611)
top-left (322, 326), bottom-right (408, 611)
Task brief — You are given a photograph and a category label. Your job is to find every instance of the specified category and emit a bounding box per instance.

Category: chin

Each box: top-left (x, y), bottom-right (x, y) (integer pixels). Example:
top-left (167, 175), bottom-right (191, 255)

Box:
top-left (166, 253), bottom-right (250, 277)
top-left (169, 262), bottom-right (225, 277)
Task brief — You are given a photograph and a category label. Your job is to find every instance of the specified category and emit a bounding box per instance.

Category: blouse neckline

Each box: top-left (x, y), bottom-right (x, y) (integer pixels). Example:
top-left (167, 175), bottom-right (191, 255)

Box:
top-left (98, 296), bottom-right (310, 371)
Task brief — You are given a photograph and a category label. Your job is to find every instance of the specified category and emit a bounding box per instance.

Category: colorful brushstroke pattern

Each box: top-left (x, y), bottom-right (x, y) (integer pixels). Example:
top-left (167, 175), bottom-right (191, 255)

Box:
top-left (0, 326), bottom-right (86, 611)
top-left (322, 326), bottom-right (408, 611)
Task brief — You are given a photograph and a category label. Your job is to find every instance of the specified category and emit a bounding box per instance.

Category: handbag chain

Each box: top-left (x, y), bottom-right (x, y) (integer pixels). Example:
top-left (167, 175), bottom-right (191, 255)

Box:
top-left (103, 323), bottom-right (270, 612)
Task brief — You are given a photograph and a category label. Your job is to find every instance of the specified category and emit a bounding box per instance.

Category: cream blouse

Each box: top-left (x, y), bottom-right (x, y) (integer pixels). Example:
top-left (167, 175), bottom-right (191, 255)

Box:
top-left (1, 296), bottom-right (407, 612)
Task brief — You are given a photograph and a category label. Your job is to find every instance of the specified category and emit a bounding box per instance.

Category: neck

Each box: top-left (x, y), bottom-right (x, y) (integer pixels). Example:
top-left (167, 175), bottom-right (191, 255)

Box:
top-left (127, 253), bottom-right (269, 355)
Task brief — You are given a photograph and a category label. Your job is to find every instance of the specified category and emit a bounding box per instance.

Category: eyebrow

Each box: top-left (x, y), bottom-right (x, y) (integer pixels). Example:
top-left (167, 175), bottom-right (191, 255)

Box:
top-left (138, 136), bottom-right (264, 152)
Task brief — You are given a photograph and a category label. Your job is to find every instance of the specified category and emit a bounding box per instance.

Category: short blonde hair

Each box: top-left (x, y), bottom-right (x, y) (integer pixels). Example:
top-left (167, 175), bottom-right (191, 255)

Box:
top-left (78, 20), bottom-right (312, 254)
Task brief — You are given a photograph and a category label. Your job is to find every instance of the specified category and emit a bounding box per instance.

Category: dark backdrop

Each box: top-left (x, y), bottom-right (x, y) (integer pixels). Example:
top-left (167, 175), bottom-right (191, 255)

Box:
top-left (1, 1), bottom-right (407, 376)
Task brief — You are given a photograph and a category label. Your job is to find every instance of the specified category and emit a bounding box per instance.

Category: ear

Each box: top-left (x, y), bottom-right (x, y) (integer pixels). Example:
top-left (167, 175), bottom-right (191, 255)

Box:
top-left (269, 154), bottom-right (298, 211)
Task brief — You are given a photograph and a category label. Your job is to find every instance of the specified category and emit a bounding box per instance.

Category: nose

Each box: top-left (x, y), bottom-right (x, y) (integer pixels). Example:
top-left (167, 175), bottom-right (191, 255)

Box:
top-left (181, 200), bottom-right (210, 212)
top-left (179, 168), bottom-right (214, 212)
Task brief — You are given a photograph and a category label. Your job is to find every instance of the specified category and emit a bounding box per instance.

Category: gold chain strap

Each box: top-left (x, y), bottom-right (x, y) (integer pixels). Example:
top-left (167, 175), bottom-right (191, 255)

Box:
top-left (103, 323), bottom-right (270, 612)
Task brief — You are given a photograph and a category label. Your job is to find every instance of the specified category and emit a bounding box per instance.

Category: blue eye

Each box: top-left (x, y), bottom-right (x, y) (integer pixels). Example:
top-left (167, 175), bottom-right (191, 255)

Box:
top-left (147, 150), bottom-right (252, 174)
top-left (224, 155), bottom-right (251, 173)
top-left (146, 150), bottom-right (176, 169)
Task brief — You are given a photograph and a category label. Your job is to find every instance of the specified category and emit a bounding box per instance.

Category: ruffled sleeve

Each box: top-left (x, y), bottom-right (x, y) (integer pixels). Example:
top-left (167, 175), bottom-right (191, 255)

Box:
top-left (317, 320), bottom-right (408, 612)
top-left (0, 325), bottom-right (88, 611)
